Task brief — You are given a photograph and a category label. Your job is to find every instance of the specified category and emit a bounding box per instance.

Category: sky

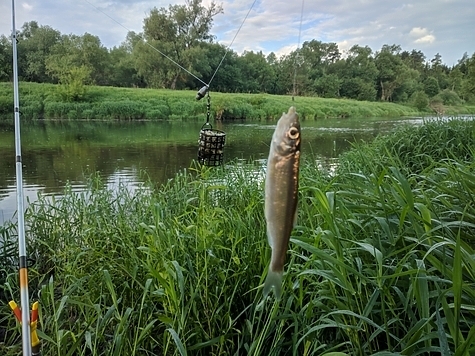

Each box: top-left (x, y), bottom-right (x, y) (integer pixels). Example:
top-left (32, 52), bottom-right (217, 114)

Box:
top-left (1, 0), bottom-right (474, 66)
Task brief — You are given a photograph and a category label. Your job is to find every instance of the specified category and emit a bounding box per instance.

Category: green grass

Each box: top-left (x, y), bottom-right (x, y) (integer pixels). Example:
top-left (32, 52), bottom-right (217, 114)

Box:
top-left (2, 119), bottom-right (475, 355)
top-left (339, 117), bottom-right (475, 176)
top-left (0, 82), bottom-right (435, 121)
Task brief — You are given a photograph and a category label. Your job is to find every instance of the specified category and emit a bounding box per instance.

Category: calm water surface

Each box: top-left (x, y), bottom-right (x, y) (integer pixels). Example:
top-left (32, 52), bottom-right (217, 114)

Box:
top-left (0, 116), bottom-right (423, 224)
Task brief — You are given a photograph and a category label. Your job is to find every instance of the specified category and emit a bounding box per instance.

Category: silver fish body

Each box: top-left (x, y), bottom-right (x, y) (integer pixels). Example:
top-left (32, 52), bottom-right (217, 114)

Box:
top-left (263, 106), bottom-right (301, 299)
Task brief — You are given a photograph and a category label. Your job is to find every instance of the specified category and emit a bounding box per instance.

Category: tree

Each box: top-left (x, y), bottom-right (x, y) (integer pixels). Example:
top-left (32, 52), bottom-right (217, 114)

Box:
top-left (108, 45), bottom-right (141, 87)
top-left (375, 44), bottom-right (414, 101)
top-left (428, 52), bottom-right (449, 90)
top-left (401, 49), bottom-right (426, 71)
top-left (423, 76), bottom-right (440, 97)
top-left (46, 54), bottom-right (91, 101)
top-left (337, 45), bottom-right (378, 100)
top-left (237, 51), bottom-right (274, 93)
top-left (299, 40), bottom-right (341, 93)
top-left (314, 74), bottom-right (341, 98)
top-left (44, 32), bottom-right (109, 86)
top-left (77, 33), bottom-right (109, 85)
top-left (134, 0), bottom-right (223, 89)
top-left (448, 67), bottom-right (463, 92)
top-left (410, 90), bottom-right (429, 110)
top-left (0, 35), bottom-right (12, 81)
top-left (340, 77), bottom-right (377, 101)
top-left (459, 52), bottom-right (475, 102)
top-left (45, 33), bottom-right (109, 100)
top-left (101, 32), bottom-right (142, 87)
top-left (16, 22), bottom-right (61, 82)
top-left (260, 52), bottom-right (297, 96)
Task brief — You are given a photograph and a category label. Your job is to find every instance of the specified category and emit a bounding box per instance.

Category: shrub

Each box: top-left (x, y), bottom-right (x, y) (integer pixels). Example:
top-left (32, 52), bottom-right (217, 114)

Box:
top-left (433, 89), bottom-right (463, 106)
top-left (410, 90), bottom-right (429, 111)
top-left (423, 76), bottom-right (440, 97)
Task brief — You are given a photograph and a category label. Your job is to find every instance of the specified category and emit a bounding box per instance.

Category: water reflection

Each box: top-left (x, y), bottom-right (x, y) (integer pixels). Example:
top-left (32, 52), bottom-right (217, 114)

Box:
top-left (0, 116), bottom-right (428, 224)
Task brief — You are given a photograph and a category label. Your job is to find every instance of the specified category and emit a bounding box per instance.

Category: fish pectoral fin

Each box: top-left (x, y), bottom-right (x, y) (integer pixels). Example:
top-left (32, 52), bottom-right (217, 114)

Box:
top-left (263, 269), bottom-right (283, 300)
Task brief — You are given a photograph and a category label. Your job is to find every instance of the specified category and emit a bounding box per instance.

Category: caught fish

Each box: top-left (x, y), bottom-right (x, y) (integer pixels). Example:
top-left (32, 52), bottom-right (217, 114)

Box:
top-left (263, 106), bottom-right (301, 299)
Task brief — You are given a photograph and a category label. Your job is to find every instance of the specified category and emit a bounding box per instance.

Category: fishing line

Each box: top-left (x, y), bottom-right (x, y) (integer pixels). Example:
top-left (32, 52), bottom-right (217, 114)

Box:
top-left (292, 0), bottom-right (305, 101)
top-left (83, 0), bottom-right (257, 90)
top-left (82, 0), bottom-right (208, 86)
top-left (207, 0), bottom-right (258, 87)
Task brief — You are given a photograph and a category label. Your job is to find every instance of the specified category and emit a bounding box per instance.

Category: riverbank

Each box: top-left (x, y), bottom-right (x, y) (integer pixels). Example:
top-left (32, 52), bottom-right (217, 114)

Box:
top-left (3, 81), bottom-right (473, 121)
top-left (1, 118), bottom-right (475, 355)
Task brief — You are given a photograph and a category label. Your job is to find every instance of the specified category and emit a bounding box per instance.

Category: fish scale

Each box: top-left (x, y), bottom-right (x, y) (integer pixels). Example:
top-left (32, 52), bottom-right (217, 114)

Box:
top-left (263, 106), bottom-right (301, 300)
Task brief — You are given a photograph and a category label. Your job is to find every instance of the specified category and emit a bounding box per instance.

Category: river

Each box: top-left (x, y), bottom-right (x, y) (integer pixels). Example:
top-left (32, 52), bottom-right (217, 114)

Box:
top-left (0, 116), bottom-right (423, 224)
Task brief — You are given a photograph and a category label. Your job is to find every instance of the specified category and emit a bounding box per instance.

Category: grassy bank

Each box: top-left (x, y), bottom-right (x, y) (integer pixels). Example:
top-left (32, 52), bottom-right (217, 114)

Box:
top-left (0, 81), bottom-right (449, 121)
top-left (1, 118), bottom-right (475, 355)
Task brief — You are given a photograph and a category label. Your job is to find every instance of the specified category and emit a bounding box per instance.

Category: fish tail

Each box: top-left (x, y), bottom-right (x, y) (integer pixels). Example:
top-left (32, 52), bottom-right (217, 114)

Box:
top-left (263, 269), bottom-right (283, 300)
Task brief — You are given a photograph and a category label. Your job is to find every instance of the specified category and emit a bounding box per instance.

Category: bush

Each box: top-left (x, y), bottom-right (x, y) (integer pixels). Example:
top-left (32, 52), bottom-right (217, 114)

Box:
top-left (423, 76), bottom-right (440, 97)
top-left (410, 90), bottom-right (429, 110)
top-left (44, 102), bottom-right (72, 119)
top-left (433, 89), bottom-right (463, 106)
top-left (81, 109), bottom-right (95, 120)
top-left (0, 96), bottom-right (13, 115)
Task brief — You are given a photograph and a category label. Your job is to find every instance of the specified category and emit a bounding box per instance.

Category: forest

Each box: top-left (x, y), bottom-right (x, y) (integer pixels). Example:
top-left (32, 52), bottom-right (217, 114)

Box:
top-left (0, 0), bottom-right (474, 109)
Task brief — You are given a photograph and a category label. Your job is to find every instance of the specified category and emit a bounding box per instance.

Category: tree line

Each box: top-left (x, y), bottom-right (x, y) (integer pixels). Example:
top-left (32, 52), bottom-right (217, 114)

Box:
top-left (0, 0), bottom-right (474, 107)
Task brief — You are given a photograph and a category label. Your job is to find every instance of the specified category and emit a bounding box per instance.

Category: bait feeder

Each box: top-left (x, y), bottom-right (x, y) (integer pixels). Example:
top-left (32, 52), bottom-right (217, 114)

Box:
top-left (196, 86), bottom-right (226, 166)
top-left (198, 123), bottom-right (226, 166)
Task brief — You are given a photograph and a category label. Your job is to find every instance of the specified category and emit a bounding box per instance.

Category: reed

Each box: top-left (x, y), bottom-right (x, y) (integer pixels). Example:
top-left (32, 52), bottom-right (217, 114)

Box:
top-left (1, 119), bottom-right (475, 355)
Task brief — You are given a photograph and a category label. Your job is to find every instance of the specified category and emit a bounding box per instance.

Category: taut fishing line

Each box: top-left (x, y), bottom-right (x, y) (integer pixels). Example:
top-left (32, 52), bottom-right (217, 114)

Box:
top-left (207, 0), bottom-right (258, 87)
top-left (83, 0), bottom-right (208, 86)
top-left (292, 0), bottom-right (305, 101)
top-left (82, 0), bottom-right (257, 89)
top-left (82, 0), bottom-right (259, 166)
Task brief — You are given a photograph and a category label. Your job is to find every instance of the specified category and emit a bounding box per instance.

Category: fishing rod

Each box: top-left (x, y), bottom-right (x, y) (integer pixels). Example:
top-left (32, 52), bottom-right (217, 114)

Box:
top-left (9, 0), bottom-right (41, 355)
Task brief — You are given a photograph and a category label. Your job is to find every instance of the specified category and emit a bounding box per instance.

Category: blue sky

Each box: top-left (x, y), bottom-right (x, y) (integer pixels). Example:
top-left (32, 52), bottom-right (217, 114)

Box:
top-left (1, 0), bottom-right (474, 66)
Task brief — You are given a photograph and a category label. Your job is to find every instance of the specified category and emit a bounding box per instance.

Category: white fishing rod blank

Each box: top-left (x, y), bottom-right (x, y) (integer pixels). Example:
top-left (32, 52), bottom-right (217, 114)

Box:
top-left (11, 0), bottom-right (33, 355)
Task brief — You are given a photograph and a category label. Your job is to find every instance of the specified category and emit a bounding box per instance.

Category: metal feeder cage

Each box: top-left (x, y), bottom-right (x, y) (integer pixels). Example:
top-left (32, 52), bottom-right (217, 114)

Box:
top-left (198, 124), bottom-right (226, 166)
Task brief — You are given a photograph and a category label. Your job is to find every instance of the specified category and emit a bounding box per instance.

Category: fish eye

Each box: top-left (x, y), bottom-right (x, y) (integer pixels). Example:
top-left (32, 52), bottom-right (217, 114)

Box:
top-left (288, 127), bottom-right (299, 139)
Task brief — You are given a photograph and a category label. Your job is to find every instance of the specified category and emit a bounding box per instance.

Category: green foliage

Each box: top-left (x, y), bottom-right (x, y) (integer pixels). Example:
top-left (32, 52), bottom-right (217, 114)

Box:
top-left (1, 82), bottom-right (434, 121)
top-left (375, 45), bottom-right (417, 101)
top-left (2, 119), bottom-right (475, 354)
top-left (410, 90), bottom-right (429, 110)
top-left (17, 21), bottom-right (61, 83)
top-left (341, 78), bottom-right (377, 101)
top-left (1, 16), bottom-right (475, 105)
top-left (424, 76), bottom-right (440, 97)
top-left (21, 100), bottom-right (43, 119)
top-left (134, 0), bottom-right (223, 89)
top-left (339, 118), bottom-right (475, 175)
top-left (314, 74), bottom-right (341, 98)
top-left (0, 95), bottom-right (13, 116)
top-left (433, 89), bottom-right (463, 106)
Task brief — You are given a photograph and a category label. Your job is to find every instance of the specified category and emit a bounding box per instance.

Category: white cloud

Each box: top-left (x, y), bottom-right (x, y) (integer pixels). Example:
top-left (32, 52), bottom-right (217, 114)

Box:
top-left (409, 27), bottom-right (430, 37)
top-left (0, 0), bottom-right (473, 66)
top-left (409, 27), bottom-right (436, 45)
top-left (415, 35), bottom-right (436, 44)
top-left (336, 40), bottom-right (352, 57)
top-left (274, 44), bottom-right (298, 58)
top-left (22, 3), bottom-right (33, 11)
